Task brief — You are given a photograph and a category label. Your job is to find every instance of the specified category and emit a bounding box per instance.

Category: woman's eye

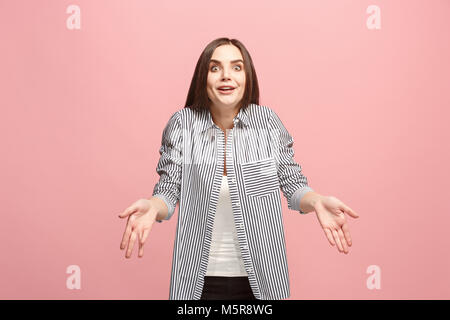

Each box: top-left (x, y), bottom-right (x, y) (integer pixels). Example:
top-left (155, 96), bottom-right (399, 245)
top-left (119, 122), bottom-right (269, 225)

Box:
top-left (210, 65), bottom-right (242, 72)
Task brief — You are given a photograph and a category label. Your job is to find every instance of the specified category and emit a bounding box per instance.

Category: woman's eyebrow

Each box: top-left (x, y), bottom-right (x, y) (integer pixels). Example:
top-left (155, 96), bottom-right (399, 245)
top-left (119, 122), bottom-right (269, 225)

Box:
top-left (209, 59), bottom-right (244, 65)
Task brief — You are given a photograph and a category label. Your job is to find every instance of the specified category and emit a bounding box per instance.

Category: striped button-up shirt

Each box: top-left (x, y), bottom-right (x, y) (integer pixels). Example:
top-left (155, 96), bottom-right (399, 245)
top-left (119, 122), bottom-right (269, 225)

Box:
top-left (152, 103), bottom-right (314, 300)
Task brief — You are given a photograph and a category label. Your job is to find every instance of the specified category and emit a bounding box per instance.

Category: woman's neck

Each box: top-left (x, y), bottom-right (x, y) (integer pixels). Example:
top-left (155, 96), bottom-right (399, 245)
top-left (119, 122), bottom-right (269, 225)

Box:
top-left (209, 104), bottom-right (240, 132)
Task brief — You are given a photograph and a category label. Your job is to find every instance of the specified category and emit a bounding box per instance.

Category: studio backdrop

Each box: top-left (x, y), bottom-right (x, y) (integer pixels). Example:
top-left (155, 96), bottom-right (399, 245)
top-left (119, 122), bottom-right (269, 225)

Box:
top-left (0, 0), bottom-right (449, 299)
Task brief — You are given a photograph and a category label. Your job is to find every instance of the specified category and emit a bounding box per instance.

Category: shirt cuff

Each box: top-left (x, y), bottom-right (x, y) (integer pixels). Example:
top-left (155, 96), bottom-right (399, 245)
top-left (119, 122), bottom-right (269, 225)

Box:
top-left (290, 186), bottom-right (315, 214)
top-left (152, 193), bottom-right (175, 223)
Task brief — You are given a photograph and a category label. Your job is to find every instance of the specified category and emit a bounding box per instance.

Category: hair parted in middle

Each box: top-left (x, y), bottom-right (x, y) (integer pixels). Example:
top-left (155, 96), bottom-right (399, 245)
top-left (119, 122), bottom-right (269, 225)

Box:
top-left (184, 37), bottom-right (260, 113)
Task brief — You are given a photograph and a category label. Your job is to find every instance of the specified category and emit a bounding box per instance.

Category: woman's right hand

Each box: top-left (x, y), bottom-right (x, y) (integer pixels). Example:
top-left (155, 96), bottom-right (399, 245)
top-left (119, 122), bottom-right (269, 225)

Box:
top-left (118, 198), bottom-right (158, 258)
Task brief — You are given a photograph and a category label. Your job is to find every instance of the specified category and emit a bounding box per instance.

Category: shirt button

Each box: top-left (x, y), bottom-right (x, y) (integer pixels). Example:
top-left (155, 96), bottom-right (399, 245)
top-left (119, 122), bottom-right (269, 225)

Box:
top-left (243, 245), bottom-right (248, 250)
top-left (238, 223), bottom-right (244, 229)
top-left (231, 178), bottom-right (236, 183)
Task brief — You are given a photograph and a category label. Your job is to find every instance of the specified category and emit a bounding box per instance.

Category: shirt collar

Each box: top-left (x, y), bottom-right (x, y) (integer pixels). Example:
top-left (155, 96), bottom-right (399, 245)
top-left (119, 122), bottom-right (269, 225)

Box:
top-left (200, 105), bottom-right (250, 132)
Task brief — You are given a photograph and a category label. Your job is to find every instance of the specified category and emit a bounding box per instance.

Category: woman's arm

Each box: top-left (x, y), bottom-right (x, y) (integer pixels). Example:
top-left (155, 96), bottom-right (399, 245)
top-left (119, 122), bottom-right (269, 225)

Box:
top-left (268, 108), bottom-right (315, 214)
top-left (268, 108), bottom-right (359, 254)
top-left (151, 110), bottom-right (183, 223)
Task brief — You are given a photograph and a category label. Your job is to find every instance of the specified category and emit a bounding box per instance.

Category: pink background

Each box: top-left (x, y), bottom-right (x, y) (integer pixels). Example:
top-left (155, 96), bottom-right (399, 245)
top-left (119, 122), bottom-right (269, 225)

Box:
top-left (1, 0), bottom-right (449, 299)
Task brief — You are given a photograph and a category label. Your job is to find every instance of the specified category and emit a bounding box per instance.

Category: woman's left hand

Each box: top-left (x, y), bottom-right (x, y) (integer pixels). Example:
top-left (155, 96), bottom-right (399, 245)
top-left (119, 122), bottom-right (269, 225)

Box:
top-left (313, 196), bottom-right (360, 254)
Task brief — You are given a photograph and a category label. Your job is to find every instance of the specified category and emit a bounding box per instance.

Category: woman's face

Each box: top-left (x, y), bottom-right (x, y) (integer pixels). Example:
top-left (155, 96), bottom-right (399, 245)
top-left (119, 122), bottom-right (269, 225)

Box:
top-left (207, 44), bottom-right (246, 111)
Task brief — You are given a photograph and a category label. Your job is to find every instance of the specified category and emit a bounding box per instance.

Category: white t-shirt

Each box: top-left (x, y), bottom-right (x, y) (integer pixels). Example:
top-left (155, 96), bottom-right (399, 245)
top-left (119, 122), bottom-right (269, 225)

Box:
top-left (205, 175), bottom-right (248, 277)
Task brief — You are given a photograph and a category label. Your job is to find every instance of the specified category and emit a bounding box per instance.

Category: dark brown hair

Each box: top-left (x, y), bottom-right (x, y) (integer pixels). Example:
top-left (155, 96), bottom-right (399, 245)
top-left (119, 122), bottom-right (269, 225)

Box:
top-left (184, 37), bottom-right (260, 112)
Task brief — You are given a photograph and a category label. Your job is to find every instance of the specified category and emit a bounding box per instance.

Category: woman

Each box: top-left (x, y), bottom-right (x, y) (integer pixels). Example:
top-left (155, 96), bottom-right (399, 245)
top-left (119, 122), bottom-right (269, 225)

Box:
top-left (118, 38), bottom-right (360, 300)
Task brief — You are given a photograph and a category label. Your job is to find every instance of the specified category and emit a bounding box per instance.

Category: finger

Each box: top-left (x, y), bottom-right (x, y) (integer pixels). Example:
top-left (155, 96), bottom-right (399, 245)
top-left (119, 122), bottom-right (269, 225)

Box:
top-left (139, 228), bottom-right (152, 258)
top-left (341, 203), bottom-right (359, 218)
top-left (138, 242), bottom-right (144, 258)
top-left (126, 230), bottom-right (137, 258)
top-left (138, 231), bottom-right (144, 258)
top-left (341, 223), bottom-right (353, 247)
top-left (337, 228), bottom-right (349, 254)
top-left (332, 229), bottom-right (343, 252)
top-left (324, 228), bottom-right (335, 247)
top-left (141, 228), bottom-right (150, 245)
top-left (120, 217), bottom-right (133, 250)
top-left (118, 205), bottom-right (138, 219)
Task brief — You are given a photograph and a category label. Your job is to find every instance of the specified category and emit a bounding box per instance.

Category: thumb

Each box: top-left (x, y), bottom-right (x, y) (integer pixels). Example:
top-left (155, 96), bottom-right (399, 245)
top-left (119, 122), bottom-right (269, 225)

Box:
top-left (118, 205), bottom-right (138, 218)
top-left (341, 204), bottom-right (359, 218)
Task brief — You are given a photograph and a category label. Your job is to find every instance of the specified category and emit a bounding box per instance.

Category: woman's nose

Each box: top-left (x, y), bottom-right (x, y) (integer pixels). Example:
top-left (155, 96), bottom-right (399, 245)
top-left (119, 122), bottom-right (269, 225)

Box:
top-left (221, 68), bottom-right (231, 79)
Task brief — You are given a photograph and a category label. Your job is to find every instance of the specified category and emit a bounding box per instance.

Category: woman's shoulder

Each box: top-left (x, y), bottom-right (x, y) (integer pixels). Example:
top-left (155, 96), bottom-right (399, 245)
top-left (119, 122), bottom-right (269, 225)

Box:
top-left (177, 106), bottom-right (206, 126)
top-left (163, 107), bottom-right (196, 125)
top-left (246, 103), bottom-right (274, 117)
top-left (178, 106), bottom-right (200, 117)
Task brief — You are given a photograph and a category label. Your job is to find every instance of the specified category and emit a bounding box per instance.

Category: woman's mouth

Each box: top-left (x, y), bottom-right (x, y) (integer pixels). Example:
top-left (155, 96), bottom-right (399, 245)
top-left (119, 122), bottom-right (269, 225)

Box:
top-left (217, 86), bottom-right (236, 95)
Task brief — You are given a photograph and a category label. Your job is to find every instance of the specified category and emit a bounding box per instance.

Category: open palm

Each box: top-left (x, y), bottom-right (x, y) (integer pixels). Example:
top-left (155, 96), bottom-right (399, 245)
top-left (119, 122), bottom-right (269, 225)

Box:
top-left (314, 196), bottom-right (359, 254)
top-left (119, 199), bottom-right (158, 258)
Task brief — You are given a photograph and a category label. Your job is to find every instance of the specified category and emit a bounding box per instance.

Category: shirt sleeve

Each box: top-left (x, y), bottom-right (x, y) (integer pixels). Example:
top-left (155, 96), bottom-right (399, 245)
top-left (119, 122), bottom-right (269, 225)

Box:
top-left (268, 108), bottom-right (314, 214)
top-left (152, 110), bottom-right (183, 223)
